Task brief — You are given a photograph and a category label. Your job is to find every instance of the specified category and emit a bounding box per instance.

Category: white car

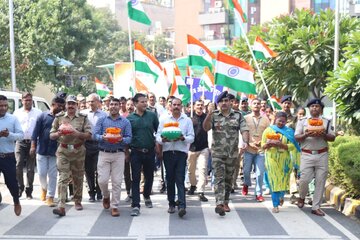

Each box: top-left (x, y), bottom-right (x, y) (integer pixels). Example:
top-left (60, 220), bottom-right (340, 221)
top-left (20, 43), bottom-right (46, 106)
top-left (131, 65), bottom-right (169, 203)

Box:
top-left (0, 90), bottom-right (50, 113)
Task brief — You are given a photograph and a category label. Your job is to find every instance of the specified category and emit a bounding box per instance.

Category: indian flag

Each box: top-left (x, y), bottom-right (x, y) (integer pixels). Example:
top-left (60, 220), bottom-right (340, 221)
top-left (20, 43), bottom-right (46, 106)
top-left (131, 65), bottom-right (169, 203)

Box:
top-left (228, 0), bottom-right (247, 23)
top-left (134, 41), bottom-right (163, 83)
top-left (135, 78), bottom-right (149, 93)
top-left (215, 51), bottom-right (256, 94)
top-left (127, 0), bottom-right (151, 25)
top-left (253, 36), bottom-right (277, 61)
top-left (187, 35), bottom-right (215, 70)
top-left (95, 78), bottom-right (111, 97)
top-left (200, 67), bottom-right (214, 91)
top-left (170, 63), bottom-right (191, 104)
top-left (267, 95), bottom-right (282, 110)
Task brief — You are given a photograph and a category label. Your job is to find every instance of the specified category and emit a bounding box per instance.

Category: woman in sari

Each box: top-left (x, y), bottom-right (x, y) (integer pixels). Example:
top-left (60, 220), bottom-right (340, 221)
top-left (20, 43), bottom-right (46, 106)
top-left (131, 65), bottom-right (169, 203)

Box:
top-left (261, 112), bottom-right (301, 213)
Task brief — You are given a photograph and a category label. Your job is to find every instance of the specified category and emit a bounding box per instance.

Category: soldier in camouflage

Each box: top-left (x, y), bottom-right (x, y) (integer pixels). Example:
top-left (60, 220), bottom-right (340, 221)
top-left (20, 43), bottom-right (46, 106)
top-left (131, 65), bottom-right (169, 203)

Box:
top-left (50, 95), bottom-right (92, 217)
top-left (203, 91), bottom-right (249, 216)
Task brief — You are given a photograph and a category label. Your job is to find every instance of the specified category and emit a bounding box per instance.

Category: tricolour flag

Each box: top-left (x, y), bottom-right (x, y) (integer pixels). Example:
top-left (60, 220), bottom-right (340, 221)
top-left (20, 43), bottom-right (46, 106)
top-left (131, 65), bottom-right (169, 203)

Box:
top-left (135, 78), bottom-right (149, 93)
top-left (253, 36), bottom-right (277, 61)
top-left (95, 78), bottom-right (111, 97)
top-left (187, 35), bottom-right (215, 70)
top-left (170, 63), bottom-right (191, 104)
top-left (215, 51), bottom-right (256, 94)
top-left (267, 95), bottom-right (282, 110)
top-left (200, 67), bottom-right (214, 91)
top-left (134, 41), bottom-right (163, 83)
top-left (127, 0), bottom-right (151, 25)
top-left (228, 0), bottom-right (247, 23)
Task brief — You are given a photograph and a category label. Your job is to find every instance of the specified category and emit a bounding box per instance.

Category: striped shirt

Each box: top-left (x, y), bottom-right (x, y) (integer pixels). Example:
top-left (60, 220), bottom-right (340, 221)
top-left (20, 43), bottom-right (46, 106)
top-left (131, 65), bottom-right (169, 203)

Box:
top-left (94, 115), bottom-right (132, 151)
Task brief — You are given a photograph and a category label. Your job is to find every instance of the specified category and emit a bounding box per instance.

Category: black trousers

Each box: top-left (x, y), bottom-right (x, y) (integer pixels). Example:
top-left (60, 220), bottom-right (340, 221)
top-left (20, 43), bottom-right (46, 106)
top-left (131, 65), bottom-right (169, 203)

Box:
top-left (85, 142), bottom-right (101, 197)
top-left (0, 153), bottom-right (20, 204)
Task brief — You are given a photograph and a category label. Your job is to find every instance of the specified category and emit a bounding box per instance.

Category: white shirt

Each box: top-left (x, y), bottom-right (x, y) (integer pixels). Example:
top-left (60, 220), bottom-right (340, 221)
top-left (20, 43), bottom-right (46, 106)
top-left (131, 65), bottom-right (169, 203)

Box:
top-left (13, 107), bottom-right (42, 140)
top-left (156, 113), bottom-right (195, 154)
top-left (81, 108), bottom-right (108, 133)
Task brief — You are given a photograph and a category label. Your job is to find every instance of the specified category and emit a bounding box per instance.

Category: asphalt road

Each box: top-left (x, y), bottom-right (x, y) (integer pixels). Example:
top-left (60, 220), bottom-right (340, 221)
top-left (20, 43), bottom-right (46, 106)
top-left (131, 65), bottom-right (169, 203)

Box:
top-left (0, 172), bottom-right (359, 240)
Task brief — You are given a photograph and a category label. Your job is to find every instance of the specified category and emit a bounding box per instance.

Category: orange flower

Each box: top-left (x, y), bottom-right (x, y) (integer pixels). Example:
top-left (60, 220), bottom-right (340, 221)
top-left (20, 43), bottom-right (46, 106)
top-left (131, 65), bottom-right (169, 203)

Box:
top-left (308, 118), bottom-right (323, 126)
top-left (106, 127), bottom-right (121, 134)
top-left (266, 133), bottom-right (281, 140)
top-left (164, 122), bottom-right (179, 128)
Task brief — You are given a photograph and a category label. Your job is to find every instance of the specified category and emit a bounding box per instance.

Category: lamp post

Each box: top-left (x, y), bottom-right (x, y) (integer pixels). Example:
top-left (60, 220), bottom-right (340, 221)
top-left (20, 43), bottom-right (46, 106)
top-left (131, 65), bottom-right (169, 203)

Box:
top-left (9, 0), bottom-right (16, 91)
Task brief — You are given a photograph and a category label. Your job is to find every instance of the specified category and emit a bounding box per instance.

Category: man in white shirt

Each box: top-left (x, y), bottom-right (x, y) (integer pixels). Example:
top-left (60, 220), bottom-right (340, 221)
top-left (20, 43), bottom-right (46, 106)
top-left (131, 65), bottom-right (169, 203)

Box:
top-left (156, 98), bottom-right (194, 218)
top-left (13, 92), bottom-right (42, 199)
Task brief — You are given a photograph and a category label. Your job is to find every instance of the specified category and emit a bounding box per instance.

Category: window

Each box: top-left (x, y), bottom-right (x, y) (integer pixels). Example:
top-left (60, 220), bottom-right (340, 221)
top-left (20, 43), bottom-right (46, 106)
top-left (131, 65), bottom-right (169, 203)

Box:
top-left (7, 99), bottom-right (15, 114)
top-left (37, 101), bottom-right (50, 112)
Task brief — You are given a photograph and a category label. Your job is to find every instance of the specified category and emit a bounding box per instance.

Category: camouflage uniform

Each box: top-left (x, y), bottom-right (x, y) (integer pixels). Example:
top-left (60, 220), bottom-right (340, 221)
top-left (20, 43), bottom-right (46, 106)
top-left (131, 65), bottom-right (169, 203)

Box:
top-left (286, 113), bottom-right (296, 130)
top-left (211, 109), bottom-right (248, 205)
top-left (50, 112), bottom-right (91, 208)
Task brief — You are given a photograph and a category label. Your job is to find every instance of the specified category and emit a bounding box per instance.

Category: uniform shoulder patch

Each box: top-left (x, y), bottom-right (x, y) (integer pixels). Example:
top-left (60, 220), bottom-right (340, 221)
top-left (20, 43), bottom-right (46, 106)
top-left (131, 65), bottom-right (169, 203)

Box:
top-left (55, 112), bottom-right (65, 117)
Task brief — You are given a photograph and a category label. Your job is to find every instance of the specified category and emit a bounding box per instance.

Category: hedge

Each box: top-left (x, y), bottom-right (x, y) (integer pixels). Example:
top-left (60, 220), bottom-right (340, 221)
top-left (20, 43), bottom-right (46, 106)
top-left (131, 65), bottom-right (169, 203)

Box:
top-left (328, 136), bottom-right (360, 198)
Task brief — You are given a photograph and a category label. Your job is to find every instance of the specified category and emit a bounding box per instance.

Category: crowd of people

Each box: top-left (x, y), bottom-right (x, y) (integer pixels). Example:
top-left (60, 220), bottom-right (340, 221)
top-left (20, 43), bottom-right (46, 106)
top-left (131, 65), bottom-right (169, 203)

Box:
top-left (0, 90), bottom-right (335, 218)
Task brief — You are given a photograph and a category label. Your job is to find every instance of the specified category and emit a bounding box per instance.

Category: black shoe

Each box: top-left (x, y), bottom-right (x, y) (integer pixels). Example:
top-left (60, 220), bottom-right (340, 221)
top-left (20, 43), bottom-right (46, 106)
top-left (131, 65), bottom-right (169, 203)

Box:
top-left (215, 204), bottom-right (225, 216)
top-left (167, 206), bottom-right (175, 214)
top-left (178, 208), bottom-right (186, 218)
top-left (97, 193), bottom-right (103, 201)
top-left (230, 188), bottom-right (235, 193)
top-left (187, 186), bottom-right (196, 195)
top-left (89, 196), bottom-right (96, 202)
top-left (18, 189), bottom-right (24, 198)
top-left (198, 193), bottom-right (208, 202)
top-left (175, 200), bottom-right (179, 206)
top-left (26, 194), bottom-right (33, 200)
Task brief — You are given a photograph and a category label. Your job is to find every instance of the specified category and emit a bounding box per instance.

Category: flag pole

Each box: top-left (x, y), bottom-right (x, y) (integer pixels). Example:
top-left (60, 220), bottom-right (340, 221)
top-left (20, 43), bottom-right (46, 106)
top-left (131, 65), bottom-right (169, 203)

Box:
top-left (127, 15), bottom-right (135, 96)
top-left (189, 66), bottom-right (194, 118)
top-left (236, 18), bottom-right (275, 110)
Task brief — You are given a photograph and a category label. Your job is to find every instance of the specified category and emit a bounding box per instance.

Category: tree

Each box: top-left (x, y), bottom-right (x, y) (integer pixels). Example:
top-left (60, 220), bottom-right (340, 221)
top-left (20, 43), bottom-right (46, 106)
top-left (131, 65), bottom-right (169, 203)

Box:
top-left (0, 0), bottom-right (173, 96)
top-left (325, 31), bottom-right (360, 132)
top-left (229, 9), bottom-right (360, 104)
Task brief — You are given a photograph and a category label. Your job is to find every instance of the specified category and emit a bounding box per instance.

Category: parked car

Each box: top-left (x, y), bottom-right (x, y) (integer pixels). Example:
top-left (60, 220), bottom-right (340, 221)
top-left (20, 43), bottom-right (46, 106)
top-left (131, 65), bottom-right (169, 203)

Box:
top-left (0, 90), bottom-right (50, 113)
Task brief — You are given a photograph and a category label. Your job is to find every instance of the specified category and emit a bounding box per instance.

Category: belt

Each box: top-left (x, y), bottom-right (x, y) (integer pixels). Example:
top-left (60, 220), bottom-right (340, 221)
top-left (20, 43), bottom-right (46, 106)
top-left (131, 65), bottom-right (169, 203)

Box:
top-left (99, 148), bottom-right (124, 153)
top-left (301, 147), bottom-right (328, 155)
top-left (0, 152), bottom-right (14, 158)
top-left (60, 143), bottom-right (83, 149)
top-left (132, 148), bottom-right (153, 153)
top-left (20, 139), bottom-right (31, 143)
top-left (86, 140), bottom-right (98, 144)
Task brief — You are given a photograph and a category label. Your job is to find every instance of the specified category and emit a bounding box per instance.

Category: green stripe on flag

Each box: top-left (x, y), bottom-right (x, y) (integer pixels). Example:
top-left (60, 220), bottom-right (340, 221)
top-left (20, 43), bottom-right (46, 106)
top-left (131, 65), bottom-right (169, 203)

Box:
top-left (188, 56), bottom-right (213, 70)
top-left (128, 2), bottom-right (151, 25)
top-left (135, 61), bottom-right (159, 83)
top-left (200, 79), bottom-right (211, 91)
top-left (97, 89), bottom-right (109, 98)
top-left (215, 73), bottom-right (256, 94)
top-left (253, 50), bottom-right (268, 62)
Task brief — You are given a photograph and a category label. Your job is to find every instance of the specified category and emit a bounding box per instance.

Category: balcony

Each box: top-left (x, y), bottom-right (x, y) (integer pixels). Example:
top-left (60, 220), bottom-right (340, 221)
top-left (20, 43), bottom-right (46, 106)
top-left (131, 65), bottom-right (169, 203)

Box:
top-left (198, 8), bottom-right (228, 25)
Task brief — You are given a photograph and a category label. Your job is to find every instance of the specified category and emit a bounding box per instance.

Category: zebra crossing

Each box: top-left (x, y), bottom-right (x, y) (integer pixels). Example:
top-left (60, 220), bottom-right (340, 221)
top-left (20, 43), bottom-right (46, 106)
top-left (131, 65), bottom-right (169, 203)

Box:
top-left (0, 178), bottom-right (359, 240)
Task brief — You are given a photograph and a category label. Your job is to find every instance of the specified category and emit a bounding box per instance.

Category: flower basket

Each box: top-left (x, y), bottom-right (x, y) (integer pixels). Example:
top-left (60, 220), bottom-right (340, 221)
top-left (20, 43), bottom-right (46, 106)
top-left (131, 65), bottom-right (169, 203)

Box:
top-left (105, 127), bottom-right (122, 144)
top-left (161, 122), bottom-right (182, 140)
top-left (266, 133), bottom-right (281, 144)
top-left (59, 123), bottom-right (75, 135)
top-left (307, 118), bottom-right (325, 133)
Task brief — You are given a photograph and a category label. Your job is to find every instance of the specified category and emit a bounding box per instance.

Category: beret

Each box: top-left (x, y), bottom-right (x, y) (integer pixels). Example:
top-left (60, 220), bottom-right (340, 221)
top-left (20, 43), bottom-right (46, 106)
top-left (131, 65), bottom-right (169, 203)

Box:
top-left (306, 98), bottom-right (324, 108)
top-left (66, 95), bottom-right (77, 103)
top-left (216, 91), bottom-right (229, 104)
top-left (241, 96), bottom-right (248, 102)
top-left (227, 93), bottom-right (235, 100)
top-left (280, 95), bottom-right (292, 103)
top-left (56, 91), bottom-right (67, 99)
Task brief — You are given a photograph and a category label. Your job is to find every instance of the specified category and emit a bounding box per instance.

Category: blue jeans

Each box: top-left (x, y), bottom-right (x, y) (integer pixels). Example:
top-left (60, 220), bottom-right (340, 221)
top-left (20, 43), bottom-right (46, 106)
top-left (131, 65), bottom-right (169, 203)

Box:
top-left (36, 154), bottom-right (57, 197)
top-left (243, 152), bottom-right (265, 196)
top-left (163, 151), bottom-right (187, 209)
top-left (130, 150), bottom-right (155, 208)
